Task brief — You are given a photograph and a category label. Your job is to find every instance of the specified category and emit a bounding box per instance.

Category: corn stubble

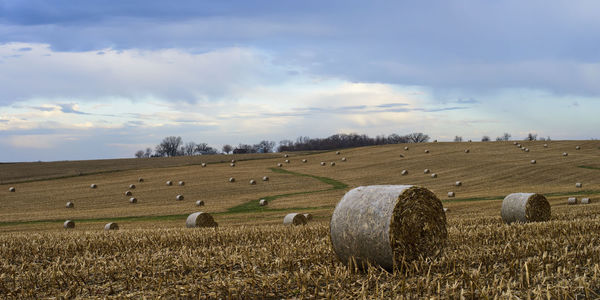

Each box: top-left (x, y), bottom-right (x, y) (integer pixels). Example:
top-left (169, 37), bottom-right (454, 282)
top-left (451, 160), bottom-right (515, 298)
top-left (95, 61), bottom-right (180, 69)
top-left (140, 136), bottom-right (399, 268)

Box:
top-left (1, 213), bottom-right (600, 298)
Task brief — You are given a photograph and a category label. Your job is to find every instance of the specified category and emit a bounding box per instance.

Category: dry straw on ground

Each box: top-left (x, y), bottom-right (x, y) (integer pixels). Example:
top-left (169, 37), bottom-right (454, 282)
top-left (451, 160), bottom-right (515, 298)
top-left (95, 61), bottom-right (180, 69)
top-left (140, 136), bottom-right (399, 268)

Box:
top-left (330, 185), bottom-right (447, 271)
top-left (500, 193), bottom-right (551, 224)
top-left (176, 195), bottom-right (184, 201)
top-left (63, 220), bottom-right (74, 229)
top-left (104, 223), bottom-right (119, 230)
top-left (259, 199), bottom-right (268, 206)
top-left (65, 202), bottom-right (74, 208)
top-left (195, 200), bottom-right (204, 206)
top-left (129, 197), bottom-right (137, 204)
top-left (185, 212), bottom-right (218, 228)
top-left (283, 213), bottom-right (307, 226)
top-left (568, 197), bottom-right (577, 205)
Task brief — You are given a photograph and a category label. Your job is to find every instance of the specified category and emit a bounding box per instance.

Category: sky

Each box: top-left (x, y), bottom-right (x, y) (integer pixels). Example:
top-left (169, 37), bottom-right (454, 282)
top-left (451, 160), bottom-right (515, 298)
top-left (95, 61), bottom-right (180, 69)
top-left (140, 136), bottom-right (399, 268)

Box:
top-left (1, 1), bottom-right (599, 162)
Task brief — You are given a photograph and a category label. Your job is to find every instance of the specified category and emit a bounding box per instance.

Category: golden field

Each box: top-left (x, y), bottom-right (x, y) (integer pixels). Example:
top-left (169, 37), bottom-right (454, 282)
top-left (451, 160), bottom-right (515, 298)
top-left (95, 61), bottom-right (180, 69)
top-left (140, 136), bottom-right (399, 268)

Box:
top-left (1, 140), bottom-right (600, 298)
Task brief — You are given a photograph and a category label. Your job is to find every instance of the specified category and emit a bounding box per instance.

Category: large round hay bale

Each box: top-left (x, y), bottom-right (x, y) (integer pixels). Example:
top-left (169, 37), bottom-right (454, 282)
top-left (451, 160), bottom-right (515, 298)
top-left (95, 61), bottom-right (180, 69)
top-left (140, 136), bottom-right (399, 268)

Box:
top-left (104, 223), bottom-right (119, 230)
top-left (277, 163), bottom-right (283, 167)
top-left (284, 154), bottom-right (289, 158)
top-left (330, 162), bottom-right (336, 166)
top-left (302, 159), bottom-right (307, 163)
top-left (455, 181), bottom-right (462, 186)
top-left (401, 170), bottom-right (408, 176)
top-left (166, 181), bottom-right (172, 186)
top-left (567, 197), bottom-right (577, 205)
top-left (230, 163), bottom-right (235, 167)
top-left (320, 162), bottom-right (326, 166)
top-left (178, 181), bottom-right (185, 186)
top-left (229, 177), bottom-right (235, 183)
top-left (330, 185), bottom-right (447, 270)
top-left (186, 212), bottom-right (218, 228)
top-left (336, 151), bottom-right (341, 155)
top-left (176, 194), bottom-right (184, 201)
top-left (404, 146), bottom-right (409, 150)
top-left (563, 152), bottom-right (568, 156)
top-left (530, 160), bottom-right (536, 164)
top-left (524, 148), bottom-right (530, 152)
top-left (543, 144), bottom-right (548, 148)
top-left (447, 192), bottom-right (455, 198)
top-left (303, 213), bottom-right (313, 221)
top-left (138, 177), bottom-right (144, 182)
top-left (125, 190), bottom-right (132, 196)
top-left (129, 197), bottom-right (137, 204)
top-left (196, 200), bottom-right (205, 206)
top-left (341, 157), bottom-right (347, 161)
top-left (285, 159), bottom-right (290, 163)
top-left (262, 176), bottom-right (269, 181)
top-left (516, 143), bottom-right (521, 147)
top-left (201, 163), bottom-right (206, 167)
top-left (576, 182), bottom-right (583, 188)
top-left (576, 146), bottom-right (581, 150)
top-left (500, 193), bottom-right (551, 224)
top-left (513, 142), bottom-right (518, 145)
top-left (63, 220), bottom-right (75, 229)
top-left (399, 154), bottom-right (404, 158)
top-left (8, 187), bottom-right (15, 192)
top-left (283, 213), bottom-right (307, 226)
top-left (66, 202), bottom-right (74, 208)
top-left (424, 169), bottom-right (430, 174)
top-left (464, 149), bottom-right (470, 153)
top-left (259, 199), bottom-right (268, 206)
top-left (249, 179), bottom-right (256, 185)
top-left (90, 184), bottom-right (97, 189)
top-left (581, 198), bottom-right (591, 204)
top-left (231, 159), bottom-right (236, 163)
top-left (431, 173), bottom-right (438, 178)
top-left (129, 184), bottom-right (136, 189)
top-left (424, 149), bottom-right (430, 153)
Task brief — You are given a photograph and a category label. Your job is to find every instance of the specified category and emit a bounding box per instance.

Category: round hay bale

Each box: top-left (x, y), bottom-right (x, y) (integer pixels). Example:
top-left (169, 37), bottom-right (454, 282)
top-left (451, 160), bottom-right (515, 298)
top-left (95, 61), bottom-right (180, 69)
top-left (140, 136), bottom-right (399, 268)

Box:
top-left (186, 212), bottom-right (218, 228)
top-left (576, 182), bottom-right (582, 188)
top-left (138, 177), bottom-right (144, 182)
top-left (129, 197), bottom-right (137, 204)
top-left (90, 184), bottom-right (97, 189)
top-left (201, 163), bottom-right (206, 167)
top-left (399, 154), bottom-right (404, 158)
top-left (404, 146), bottom-right (409, 150)
top-left (196, 200), bottom-right (205, 206)
top-left (330, 162), bottom-right (336, 166)
top-left (567, 197), bottom-right (577, 205)
top-left (320, 162), bottom-right (326, 166)
top-left (424, 149), bottom-right (430, 153)
top-left (249, 179), bottom-right (256, 185)
top-left (530, 160), bottom-right (536, 164)
top-left (229, 177), bottom-right (235, 183)
top-left (284, 154), bottom-right (289, 158)
top-left (464, 149), bottom-right (470, 153)
top-left (176, 194), bottom-right (184, 201)
top-left (576, 146), bottom-right (581, 150)
top-left (434, 139), bottom-right (438, 142)
top-left (424, 169), bottom-right (430, 174)
top-left (341, 157), bottom-right (347, 161)
top-left (563, 152), bottom-right (568, 156)
top-left (129, 184), bottom-right (136, 189)
top-left (8, 187), bottom-right (15, 192)
top-left (513, 142), bottom-right (518, 145)
top-left (401, 170), bottom-right (408, 176)
top-left (336, 151), bottom-right (341, 155)
top-left (259, 199), bottom-right (268, 206)
top-left (104, 223), bottom-right (119, 230)
top-left (500, 193), bottom-right (551, 224)
top-left (63, 220), bottom-right (75, 229)
top-left (330, 185), bottom-right (447, 270)
top-left (302, 159), bottom-right (307, 163)
top-left (525, 148), bottom-right (530, 152)
top-left (277, 163), bottom-right (283, 167)
top-left (303, 213), bottom-right (313, 221)
top-left (516, 144), bottom-right (521, 147)
top-left (447, 192), bottom-right (455, 197)
top-left (543, 144), bottom-right (548, 148)
top-left (443, 207), bottom-right (448, 212)
top-left (283, 213), bottom-right (307, 226)
top-left (178, 181), bottom-right (185, 186)
top-left (231, 159), bottom-right (236, 163)
top-left (166, 181), bottom-right (172, 186)
top-left (455, 181), bottom-right (462, 186)
top-left (65, 202), bottom-right (74, 208)
top-left (285, 159), bottom-right (290, 163)
top-left (262, 176), bottom-right (269, 181)
top-left (431, 173), bottom-right (438, 178)
top-left (125, 190), bottom-right (132, 196)
top-left (230, 163), bottom-right (235, 167)
top-left (581, 198), bottom-right (591, 204)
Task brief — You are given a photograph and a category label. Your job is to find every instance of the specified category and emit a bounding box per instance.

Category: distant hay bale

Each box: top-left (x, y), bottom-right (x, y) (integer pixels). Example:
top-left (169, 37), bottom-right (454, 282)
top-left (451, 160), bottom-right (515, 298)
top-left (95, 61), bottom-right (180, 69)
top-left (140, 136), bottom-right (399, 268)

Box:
top-left (563, 152), bottom-right (568, 156)
top-left (543, 144), bottom-right (548, 148)
top-left (283, 213), bottom-right (307, 226)
top-left (336, 151), bottom-right (341, 155)
top-left (249, 179), bottom-right (256, 185)
top-left (125, 191), bottom-right (132, 196)
top-left (581, 198), bottom-right (591, 204)
top-left (525, 148), bottom-right (529, 152)
top-left (303, 213), bottom-right (313, 221)
top-left (424, 149), bottom-right (430, 153)
top-left (8, 187), bottom-right (15, 192)
top-left (431, 173), bottom-right (438, 178)
top-left (104, 223), bottom-right (119, 230)
top-left (90, 184), bottom-right (97, 189)
top-left (262, 176), bottom-right (269, 181)
top-left (576, 146), bottom-right (581, 150)
top-left (259, 199), bottom-right (268, 206)
top-left (285, 159), bottom-right (290, 163)
top-left (284, 154), bottom-right (289, 158)
top-left (424, 169), bottom-right (430, 174)
top-left (501, 193), bottom-right (551, 224)
top-left (330, 162), bottom-right (336, 166)
top-left (447, 192), bottom-right (455, 197)
top-left (404, 146), bottom-right (409, 150)
top-left (65, 202), bottom-right (74, 208)
top-left (567, 197), bottom-right (577, 205)
top-left (277, 163), bottom-right (283, 167)
top-left (531, 160), bottom-right (536, 164)
top-left (320, 162), bottom-right (326, 166)
top-left (138, 178), bottom-right (144, 182)
top-left (576, 182), bottom-right (582, 188)
top-left (63, 220), bottom-right (75, 229)
top-left (464, 149), bottom-right (470, 153)
top-left (399, 154), bottom-right (404, 158)
top-left (516, 144), bottom-right (521, 147)
top-left (129, 197), bottom-right (137, 204)
top-left (166, 181), bottom-right (173, 186)
top-left (178, 181), bottom-right (185, 186)
top-left (302, 159), bottom-right (307, 163)
top-left (341, 157), bottom-right (347, 161)
top-left (330, 185), bottom-right (447, 270)
top-left (196, 200), bottom-right (205, 206)
top-left (513, 142), bottom-right (518, 145)
top-left (231, 159), bottom-right (236, 163)
top-left (129, 184), bottom-right (136, 189)
top-left (401, 170), bottom-right (408, 176)
top-left (176, 194), bottom-right (184, 201)
top-left (186, 212), bottom-right (218, 228)
top-left (201, 163), bottom-right (206, 167)
top-left (229, 177), bottom-right (235, 183)
top-left (434, 139), bottom-right (438, 142)
top-left (230, 163), bottom-right (235, 167)
top-left (455, 181), bottom-right (462, 186)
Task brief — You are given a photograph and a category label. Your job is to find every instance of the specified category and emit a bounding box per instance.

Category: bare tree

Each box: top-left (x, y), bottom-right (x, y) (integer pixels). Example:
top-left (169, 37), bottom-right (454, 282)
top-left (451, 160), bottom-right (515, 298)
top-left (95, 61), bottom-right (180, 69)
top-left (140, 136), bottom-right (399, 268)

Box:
top-left (454, 136), bottom-right (463, 142)
top-left (183, 142), bottom-right (197, 156)
top-left (406, 132), bottom-right (430, 143)
top-left (222, 144), bottom-right (233, 154)
top-left (481, 136), bottom-right (490, 142)
top-left (195, 143), bottom-right (217, 155)
top-left (526, 133), bottom-right (538, 141)
top-left (496, 133), bottom-right (511, 141)
top-left (144, 148), bottom-right (152, 158)
top-left (155, 136), bottom-right (183, 157)
top-left (256, 140), bottom-right (276, 153)
top-left (134, 150), bottom-right (145, 158)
